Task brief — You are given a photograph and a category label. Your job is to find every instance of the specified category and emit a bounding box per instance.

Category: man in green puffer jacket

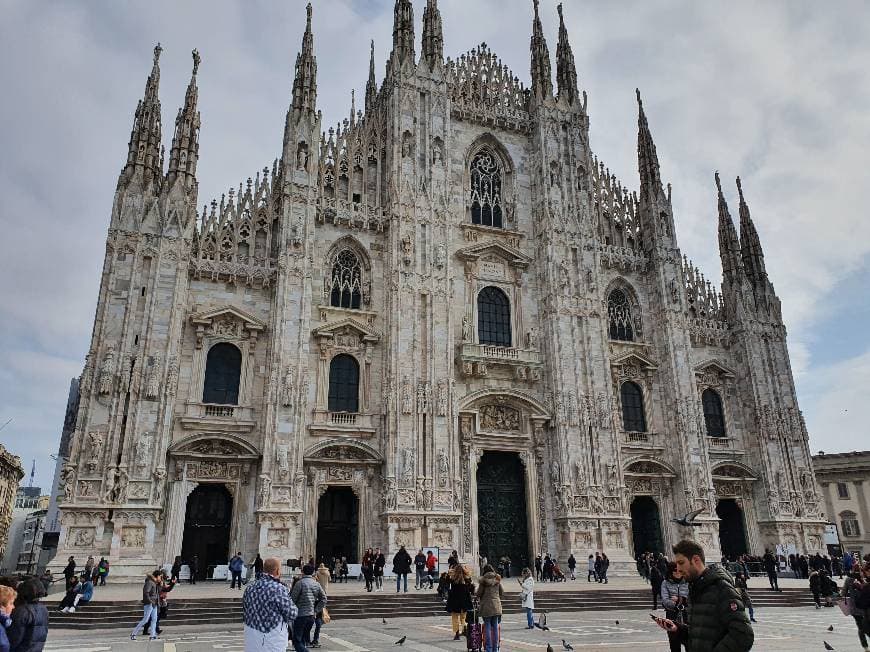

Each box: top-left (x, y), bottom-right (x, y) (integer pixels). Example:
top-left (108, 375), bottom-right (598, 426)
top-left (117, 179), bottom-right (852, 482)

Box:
top-left (655, 540), bottom-right (754, 652)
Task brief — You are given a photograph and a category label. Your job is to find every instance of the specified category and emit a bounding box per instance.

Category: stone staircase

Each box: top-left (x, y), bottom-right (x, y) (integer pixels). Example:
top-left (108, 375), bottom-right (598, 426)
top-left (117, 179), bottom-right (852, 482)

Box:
top-left (48, 587), bottom-right (816, 630)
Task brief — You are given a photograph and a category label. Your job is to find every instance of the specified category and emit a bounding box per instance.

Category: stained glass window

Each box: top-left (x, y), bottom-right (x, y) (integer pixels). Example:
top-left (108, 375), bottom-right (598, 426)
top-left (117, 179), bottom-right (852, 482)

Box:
top-left (329, 249), bottom-right (362, 309)
top-left (608, 289), bottom-right (634, 341)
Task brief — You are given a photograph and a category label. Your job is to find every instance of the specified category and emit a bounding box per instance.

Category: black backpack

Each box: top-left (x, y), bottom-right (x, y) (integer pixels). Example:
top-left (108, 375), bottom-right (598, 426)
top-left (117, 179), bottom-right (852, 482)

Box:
top-left (855, 583), bottom-right (870, 610)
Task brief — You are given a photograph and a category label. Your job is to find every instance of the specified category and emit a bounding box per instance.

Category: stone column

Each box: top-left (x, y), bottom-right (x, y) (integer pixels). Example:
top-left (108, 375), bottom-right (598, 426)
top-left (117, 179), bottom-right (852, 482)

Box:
top-left (163, 477), bottom-right (195, 563)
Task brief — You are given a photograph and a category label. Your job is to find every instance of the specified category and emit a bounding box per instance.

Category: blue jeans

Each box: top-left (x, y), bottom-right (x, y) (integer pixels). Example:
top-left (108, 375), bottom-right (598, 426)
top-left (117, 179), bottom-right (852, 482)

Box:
top-left (396, 573), bottom-right (408, 592)
top-left (292, 614), bottom-right (315, 651)
top-left (311, 614), bottom-right (323, 644)
top-left (483, 615), bottom-right (500, 652)
top-left (132, 604), bottom-right (158, 637)
top-left (525, 607), bottom-right (534, 628)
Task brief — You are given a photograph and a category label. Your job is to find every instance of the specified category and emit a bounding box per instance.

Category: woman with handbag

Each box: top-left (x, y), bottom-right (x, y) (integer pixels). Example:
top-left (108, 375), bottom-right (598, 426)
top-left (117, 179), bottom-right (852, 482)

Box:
top-left (660, 562), bottom-right (689, 652)
top-left (517, 568), bottom-right (535, 629)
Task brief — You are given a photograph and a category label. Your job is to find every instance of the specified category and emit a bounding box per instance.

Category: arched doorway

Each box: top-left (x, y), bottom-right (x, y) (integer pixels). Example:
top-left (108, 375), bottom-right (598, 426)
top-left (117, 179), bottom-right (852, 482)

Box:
top-left (717, 498), bottom-right (748, 557)
top-left (181, 484), bottom-right (233, 579)
top-left (630, 496), bottom-right (664, 555)
top-left (476, 451), bottom-right (529, 572)
top-left (316, 487), bottom-right (359, 565)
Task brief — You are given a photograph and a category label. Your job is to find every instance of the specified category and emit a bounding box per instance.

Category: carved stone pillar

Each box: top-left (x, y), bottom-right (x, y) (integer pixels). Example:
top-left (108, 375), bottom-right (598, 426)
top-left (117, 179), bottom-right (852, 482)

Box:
top-left (316, 344), bottom-right (329, 410)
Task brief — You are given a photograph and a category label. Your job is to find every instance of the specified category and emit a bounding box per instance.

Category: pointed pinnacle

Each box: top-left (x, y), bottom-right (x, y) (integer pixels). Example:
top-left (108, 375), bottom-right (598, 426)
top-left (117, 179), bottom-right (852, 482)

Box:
top-left (192, 49), bottom-right (201, 75)
top-left (306, 2), bottom-right (313, 31)
top-left (153, 43), bottom-right (163, 65)
top-left (736, 175), bottom-right (745, 201)
top-left (715, 170), bottom-right (722, 194)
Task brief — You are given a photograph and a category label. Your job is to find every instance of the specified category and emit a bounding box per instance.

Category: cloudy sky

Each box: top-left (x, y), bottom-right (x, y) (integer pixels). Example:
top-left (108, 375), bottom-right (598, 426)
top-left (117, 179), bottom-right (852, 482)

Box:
top-left (1, 0), bottom-right (868, 488)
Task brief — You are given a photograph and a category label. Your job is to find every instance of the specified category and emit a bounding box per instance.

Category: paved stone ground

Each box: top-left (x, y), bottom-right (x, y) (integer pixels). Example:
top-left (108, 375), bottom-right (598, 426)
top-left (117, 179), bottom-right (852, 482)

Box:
top-left (45, 605), bottom-right (861, 651)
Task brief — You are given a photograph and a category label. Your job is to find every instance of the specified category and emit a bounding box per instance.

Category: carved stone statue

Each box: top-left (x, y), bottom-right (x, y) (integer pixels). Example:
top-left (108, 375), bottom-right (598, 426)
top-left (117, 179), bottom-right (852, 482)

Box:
top-left (416, 382), bottom-right (429, 413)
top-left (436, 380), bottom-right (448, 416)
top-left (401, 377), bottom-right (413, 414)
top-left (461, 315), bottom-right (472, 341)
top-left (258, 475), bottom-right (272, 509)
top-left (98, 345), bottom-right (115, 395)
top-left (152, 468), bottom-right (166, 505)
top-left (144, 353), bottom-right (162, 400)
top-left (401, 449), bottom-right (415, 486)
top-left (60, 465), bottom-right (75, 502)
top-left (437, 448), bottom-right (449, 488)
top-left (281, 367), bottom-right (295, 408)
top-left (526, 327), bottom-right (539, 350)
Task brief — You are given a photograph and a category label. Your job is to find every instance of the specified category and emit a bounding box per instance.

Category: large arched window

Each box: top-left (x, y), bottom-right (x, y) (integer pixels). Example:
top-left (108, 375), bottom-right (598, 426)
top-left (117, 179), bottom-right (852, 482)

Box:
top-left (608, 289), bottom-right (635, 341)
top-left (202, 343), bottom-right (242, 405)
top-left (329, 249), bottom-right (362, 309)
top-left (328, 354), bottom-right (359, 412)
top-left (477, 286), bottom-right (511, 346)
top-left (470, 149), bottom-right (504, 229)
top-left (620, 381), bottom-right (647, 432)
top-left (702, 388), bottom-right (726, 437)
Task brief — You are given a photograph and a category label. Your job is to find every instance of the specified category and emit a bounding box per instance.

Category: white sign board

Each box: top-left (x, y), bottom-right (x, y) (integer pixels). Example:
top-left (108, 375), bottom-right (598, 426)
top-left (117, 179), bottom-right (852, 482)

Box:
top-left (823, 523), bottom-right (840, 546)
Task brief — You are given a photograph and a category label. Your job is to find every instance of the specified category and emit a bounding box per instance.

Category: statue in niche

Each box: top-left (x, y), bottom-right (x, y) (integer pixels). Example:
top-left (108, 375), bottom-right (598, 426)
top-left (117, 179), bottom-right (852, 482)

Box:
top-left (281, 367), bottom-right (295, 408)
top-left (401, 131), bottom-right (413, 158)
top-left (60, 465), bottom-right (75, 502)
top-left (85, 431), bottom-right (103, 474)
top-left (401, 377), bottom-right (413, 414)
top-left (437, 448), bottom-right (449, 488)
top-left (434, 242), bottom-right (447, 269)
top-left (152, 468), bottom-right (166, 505)
top-left (559, 260), bottom-right (570, 289)
top-left (526, 327), bottom-right (539, 350)
top-left (98, 345), bottom-right (115, 395)
top-left (436, 380), bottom-right (448, 416)
top-left (144, 353), bottom-right (162, 399)
top-left (258, 475), bottom-right (272, 509)
top-left (296, 142), bottom-right (309, 171)
top-left (461, 315), bottom-right (472, 341)
top-left (401, 449), bottom-right (415, 486)
top-left (416, 382), bottom-right (429, 413)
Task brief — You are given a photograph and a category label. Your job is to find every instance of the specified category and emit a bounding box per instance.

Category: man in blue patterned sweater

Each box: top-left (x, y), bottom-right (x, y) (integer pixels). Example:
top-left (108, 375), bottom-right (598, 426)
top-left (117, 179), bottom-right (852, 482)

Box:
top-left (243, 557), bottom-right (298, 652)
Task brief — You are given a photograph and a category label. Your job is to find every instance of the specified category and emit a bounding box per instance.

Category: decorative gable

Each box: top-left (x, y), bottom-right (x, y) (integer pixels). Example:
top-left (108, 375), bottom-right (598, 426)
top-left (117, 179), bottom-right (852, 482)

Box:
top-left (694, 359), bottom-right (736, 387)
top-left (611, 351), bottom-right (658, 381)
top-left (190, 305), bottom-right (266, 349)
top-left (455, 240), bottom-right (531, 270)
top-left (312, 318), bottom-right (381, 348)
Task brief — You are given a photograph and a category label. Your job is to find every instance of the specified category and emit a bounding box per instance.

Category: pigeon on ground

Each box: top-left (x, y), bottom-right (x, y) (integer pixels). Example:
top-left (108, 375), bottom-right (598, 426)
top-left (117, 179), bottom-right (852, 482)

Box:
top-left (827, 625), bottom-right (833, 631)
top-left (562, 640), bottom-right (574, 651)
top-left (672, 508), bottom-right (704, 527)
top-left (395, 635), bottom-right (406, 645)
top-left (383, 617), bottom-right (388, 624)
top-left (823, 642), bottom-right (834, 650)
top-left (547, 644), bottom-right (554, 652)
top-left (615, 620), bottom-right (620, 625)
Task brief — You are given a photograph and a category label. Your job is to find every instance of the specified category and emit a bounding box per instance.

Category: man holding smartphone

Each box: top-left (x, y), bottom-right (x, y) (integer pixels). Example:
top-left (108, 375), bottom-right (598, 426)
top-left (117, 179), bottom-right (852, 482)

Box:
top-left (653, 540), bottom-right (754, 652)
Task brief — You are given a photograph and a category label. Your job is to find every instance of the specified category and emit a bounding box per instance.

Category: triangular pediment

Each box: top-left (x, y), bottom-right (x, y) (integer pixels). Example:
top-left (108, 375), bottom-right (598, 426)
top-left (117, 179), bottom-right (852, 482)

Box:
top-left (455, 240), bottom-right (531, 268)
top-left (190, 305), bottom-right (266, 331)
top-left (304, 438), bottom-right (382, 464)
top-left (694, 359), bottom-right (736, 379)
top-left (313, 317), bottom-right (380, 343)
top-left (611, 351), bottom-right (658, 371)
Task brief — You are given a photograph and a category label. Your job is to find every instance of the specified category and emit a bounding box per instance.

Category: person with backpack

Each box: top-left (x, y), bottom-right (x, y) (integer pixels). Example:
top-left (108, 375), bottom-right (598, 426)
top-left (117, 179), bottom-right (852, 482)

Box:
top-left (97, 557), bottom-right (110, 585)
top-left (734, 572), bottom-right (757, 623)
top-left (475, 565), bottom-right (505, 652)
top-left (414, 549), bottom-right (427, 590)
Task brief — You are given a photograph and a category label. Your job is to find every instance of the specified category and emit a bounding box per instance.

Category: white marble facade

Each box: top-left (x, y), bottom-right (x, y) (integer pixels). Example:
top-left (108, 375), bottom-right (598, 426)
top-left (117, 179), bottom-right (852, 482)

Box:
top-left (52, 2), bottom-right (826, 579)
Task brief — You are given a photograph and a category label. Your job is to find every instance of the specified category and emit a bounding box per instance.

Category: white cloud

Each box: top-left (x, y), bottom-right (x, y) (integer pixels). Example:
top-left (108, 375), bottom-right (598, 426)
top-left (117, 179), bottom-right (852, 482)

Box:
top-left (1, 0), bottom-right (868, 485)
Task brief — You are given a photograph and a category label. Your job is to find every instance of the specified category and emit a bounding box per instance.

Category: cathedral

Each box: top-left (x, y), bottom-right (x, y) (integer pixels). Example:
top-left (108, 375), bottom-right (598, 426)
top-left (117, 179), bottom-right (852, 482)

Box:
top-left (53, 0), bottom-right (826, 579)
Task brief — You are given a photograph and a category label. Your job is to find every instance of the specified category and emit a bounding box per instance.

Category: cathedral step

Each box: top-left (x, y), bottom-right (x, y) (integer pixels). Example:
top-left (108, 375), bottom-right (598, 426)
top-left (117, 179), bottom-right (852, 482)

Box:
top-left (47, 587), bottom-right (816, 630)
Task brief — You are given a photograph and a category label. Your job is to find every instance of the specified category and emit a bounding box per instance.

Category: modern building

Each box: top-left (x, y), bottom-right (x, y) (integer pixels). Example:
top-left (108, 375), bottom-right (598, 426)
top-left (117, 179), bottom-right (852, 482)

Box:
top-left (813, 451), bottom-right (870, 560)
top-left (0, 487), bottom-right (50, 575)
top-left (52, 1), bottom-right (825, 579)
top-left (0, 445), bottom-right (24, 564)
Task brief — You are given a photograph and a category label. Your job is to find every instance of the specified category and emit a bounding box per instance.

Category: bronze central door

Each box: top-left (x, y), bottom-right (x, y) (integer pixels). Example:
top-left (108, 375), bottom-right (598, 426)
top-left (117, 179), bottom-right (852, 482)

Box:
top-left (476, 451), bottom-right (529, 570)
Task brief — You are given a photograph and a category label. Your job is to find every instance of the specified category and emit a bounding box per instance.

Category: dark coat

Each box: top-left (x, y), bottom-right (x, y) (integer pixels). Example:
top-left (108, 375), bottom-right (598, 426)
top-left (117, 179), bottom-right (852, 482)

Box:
top-left (446, 579), bottom-right (473, 614)
top-left (392, 549), bottom-right (412, 574)
top-left (680, 566), bottom-right (754, 652)
top-left (7, 602), bottom-right (49, 652)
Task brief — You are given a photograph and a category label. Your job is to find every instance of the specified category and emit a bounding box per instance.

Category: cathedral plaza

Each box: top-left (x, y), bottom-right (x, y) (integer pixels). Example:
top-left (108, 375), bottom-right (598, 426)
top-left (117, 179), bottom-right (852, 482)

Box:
top-left (47, 0), bottom-right (827, 584)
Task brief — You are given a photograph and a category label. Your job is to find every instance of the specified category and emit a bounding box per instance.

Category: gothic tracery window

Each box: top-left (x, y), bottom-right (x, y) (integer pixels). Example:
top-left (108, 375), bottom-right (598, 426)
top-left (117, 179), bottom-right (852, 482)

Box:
top-left (620, 381), bottom-right (647, 432)
top-left (702, 388), bottom-right (726, 438)
top-left (329, 249), bottom-right (362, 309)
top-left (477, 286), bottom-right (511, 347)
top-left (608, 289), bottom-right (637, 341)
top-left (202, 342), bottom-right (242, 405)
top-left (470, 149), bottom-right (504, 229)
top-left (328, 354), bottom-right (359, 412)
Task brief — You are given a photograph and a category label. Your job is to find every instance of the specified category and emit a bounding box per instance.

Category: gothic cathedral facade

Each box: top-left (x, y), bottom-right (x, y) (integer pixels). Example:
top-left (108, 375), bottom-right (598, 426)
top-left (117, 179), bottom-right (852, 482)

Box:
top-left (54, 1), bottom-right (825, 578)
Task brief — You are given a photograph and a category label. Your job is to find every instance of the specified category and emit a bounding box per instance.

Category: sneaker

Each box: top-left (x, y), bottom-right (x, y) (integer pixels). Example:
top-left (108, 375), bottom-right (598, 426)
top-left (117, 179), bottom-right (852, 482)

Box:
top-left (130, 634), bottom-right (137, 641)
top-left (68, 607), bottom-right (75, 613)
top-left (454, 633), bottom-right (461, 641)
top-left (311, 643), bottom-right (322, 648)
top-left (60, 607), bottom-right (69, 613)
